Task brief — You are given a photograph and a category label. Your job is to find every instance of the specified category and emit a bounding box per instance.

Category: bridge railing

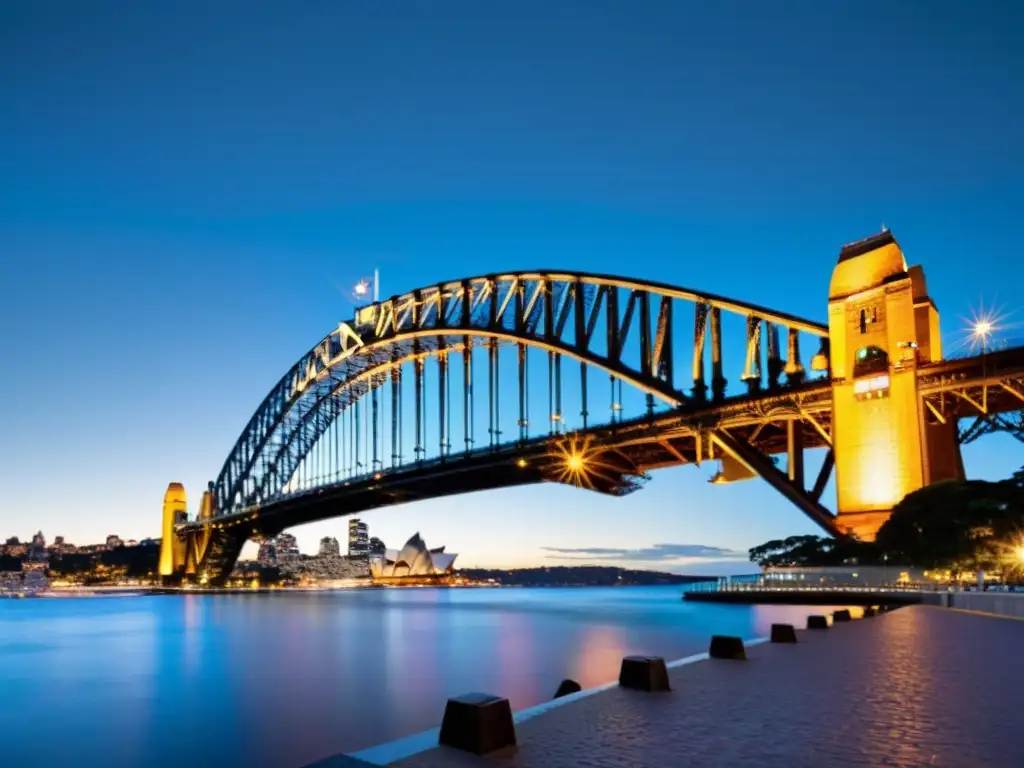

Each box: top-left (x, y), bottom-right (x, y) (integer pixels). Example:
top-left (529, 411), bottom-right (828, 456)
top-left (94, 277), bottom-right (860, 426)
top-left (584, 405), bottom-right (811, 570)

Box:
top-left (940, 337), bottom-right (1024, 361)
top-left (682, 578), bottom-right (953, 594)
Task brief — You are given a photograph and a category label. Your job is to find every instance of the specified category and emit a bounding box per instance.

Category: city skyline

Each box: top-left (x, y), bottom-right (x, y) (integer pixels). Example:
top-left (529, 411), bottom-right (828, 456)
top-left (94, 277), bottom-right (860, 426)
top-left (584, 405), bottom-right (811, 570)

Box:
top-left (2, 2), bottom-right (1023, 576)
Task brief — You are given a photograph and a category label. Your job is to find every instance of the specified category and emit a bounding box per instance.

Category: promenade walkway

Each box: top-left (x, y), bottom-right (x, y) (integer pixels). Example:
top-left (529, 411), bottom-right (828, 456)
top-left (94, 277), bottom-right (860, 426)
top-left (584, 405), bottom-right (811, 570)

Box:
top-left (390, 606), bottom-right (1024, 767)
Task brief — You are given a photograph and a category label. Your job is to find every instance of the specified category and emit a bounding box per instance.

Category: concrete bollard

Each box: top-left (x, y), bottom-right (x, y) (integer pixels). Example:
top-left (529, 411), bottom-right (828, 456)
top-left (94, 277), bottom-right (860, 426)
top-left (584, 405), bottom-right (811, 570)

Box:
top-left (709, 635), bottom-right (747, 660)
top-left (438, 693), bottom-right (517, 755)
top-left (553, 679), bottom-right (582, 699)
top-left (833, 609), bottom-right (852, 622)
top-left (863, 606), bottom-right (877, 617)
top-left (807, 615), bottom-right (829, 629)
top-left (770, 623), bottom-right (798, 643)
top-left (619, 656), bottom-right (671, 692)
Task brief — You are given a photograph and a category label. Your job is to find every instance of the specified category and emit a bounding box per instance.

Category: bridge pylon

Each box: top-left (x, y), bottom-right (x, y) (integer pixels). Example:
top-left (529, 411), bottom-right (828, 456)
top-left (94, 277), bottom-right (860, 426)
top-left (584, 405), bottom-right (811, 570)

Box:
top-left (827, 231), bottom-right (964, 540)
top-left (158, 482), bottom-right (188, 579)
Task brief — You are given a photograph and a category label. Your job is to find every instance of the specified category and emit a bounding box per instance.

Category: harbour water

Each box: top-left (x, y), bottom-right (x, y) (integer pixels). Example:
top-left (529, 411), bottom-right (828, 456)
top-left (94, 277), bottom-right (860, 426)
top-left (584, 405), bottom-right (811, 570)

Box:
top-left (1, 586), bottom-right (841, 767)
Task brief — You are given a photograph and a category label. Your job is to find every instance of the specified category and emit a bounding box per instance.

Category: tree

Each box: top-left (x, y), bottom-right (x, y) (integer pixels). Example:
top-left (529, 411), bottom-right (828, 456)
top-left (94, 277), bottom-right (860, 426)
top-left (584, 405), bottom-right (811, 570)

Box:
top-left (875, 471), bottom-right (1024, 576)
top-left (748, 535), bottom-right (881, 567)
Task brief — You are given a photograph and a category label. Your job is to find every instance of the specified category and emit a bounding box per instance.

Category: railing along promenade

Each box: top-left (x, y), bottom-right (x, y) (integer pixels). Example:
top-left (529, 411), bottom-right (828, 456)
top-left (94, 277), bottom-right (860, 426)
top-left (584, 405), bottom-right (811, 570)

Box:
top-left (681, 577), bottom-right (953, 605)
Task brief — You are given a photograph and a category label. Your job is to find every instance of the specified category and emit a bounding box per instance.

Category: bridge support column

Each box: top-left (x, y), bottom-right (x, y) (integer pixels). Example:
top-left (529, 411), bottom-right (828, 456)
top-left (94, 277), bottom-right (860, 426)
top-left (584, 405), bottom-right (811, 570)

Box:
top-left (159, 483), bottom-right (188, 580)
top-left (826, 232), bottom-right (963, 540)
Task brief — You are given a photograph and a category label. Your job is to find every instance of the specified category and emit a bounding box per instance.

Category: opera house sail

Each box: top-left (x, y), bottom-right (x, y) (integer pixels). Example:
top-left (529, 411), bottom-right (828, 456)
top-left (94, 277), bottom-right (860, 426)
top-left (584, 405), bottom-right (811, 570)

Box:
top-left (369, 533), bottom-right (458, 580)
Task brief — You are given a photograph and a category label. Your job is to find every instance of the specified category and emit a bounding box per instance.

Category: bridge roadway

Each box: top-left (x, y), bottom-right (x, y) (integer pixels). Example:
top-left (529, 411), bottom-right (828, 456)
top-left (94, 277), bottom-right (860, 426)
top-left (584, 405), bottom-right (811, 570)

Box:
top-left (185, 344), bottom-right (1024, 533)
top-left (182, 379), bottom-right (835, 532)
top-left (176, 345), bottom-right (1024, 584)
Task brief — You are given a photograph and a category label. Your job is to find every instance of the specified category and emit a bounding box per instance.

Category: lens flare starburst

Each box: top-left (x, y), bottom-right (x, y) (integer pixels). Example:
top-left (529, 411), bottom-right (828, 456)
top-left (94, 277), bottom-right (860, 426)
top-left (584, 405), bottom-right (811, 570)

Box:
top-left (956, 300), bottom-right (1020, 355)
top-left (548, 434), bottom-right (621, 490)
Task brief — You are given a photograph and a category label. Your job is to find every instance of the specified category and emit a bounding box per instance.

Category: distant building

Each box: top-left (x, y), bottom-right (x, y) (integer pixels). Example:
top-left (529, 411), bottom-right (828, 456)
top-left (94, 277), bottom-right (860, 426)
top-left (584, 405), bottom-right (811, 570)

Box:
top-left (106, 535), bottom-right (124, 549)
top-left (0, 566), bottom-right (23, 593)
top-left (348, 519), bottom-right (369, 559)
top-left (28, 532), bottom-right (48, 562)
top-left (274, 533), bottom-right (300, 575)
top-left (257, 539), bottom-right (276, 565)
top-left (22, 561), bottom-right (49, 592)
top-left (318, 537), bottom-right (341, 557)
top-left (48, 535), bottom-right (76, 556)
top-left (370, 533), bottom-right (458, 579)
top-left (369, 537), bottom-right (386, 556)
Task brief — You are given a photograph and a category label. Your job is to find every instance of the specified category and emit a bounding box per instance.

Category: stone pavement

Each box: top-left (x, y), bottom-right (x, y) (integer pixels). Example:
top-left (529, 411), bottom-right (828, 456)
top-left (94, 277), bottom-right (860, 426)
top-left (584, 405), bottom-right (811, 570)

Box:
top-left (390, 606), bottom-right (1024, 767)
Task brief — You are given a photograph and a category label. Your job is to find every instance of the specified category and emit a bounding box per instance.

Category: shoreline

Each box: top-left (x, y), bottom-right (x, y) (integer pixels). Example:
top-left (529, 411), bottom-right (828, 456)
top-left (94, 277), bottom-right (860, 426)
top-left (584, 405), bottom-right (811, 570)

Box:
top-left (23, 582), bottom-right (712, 598)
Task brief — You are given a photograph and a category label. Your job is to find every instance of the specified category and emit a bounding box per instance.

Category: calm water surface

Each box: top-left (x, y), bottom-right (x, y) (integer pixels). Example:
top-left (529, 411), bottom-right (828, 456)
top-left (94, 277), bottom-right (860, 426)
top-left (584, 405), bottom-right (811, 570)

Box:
top-left (1, 587), bottom-right (838, 767)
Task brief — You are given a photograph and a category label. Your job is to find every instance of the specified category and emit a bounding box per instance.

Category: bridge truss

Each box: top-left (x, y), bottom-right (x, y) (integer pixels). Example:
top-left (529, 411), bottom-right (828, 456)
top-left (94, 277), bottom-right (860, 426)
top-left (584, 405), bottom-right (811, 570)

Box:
top-left (203, 272), bottom-right (835, 525)
top-left (918, 348), bottom-right (1024, 446)
top-left (176, 271), bottom-right (1024, 586)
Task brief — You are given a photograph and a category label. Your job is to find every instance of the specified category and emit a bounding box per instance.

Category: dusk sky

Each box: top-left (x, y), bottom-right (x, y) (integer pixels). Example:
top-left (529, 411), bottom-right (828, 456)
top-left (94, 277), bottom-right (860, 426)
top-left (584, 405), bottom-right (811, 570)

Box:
top-left (2, 1), bottom-right (1022, 575)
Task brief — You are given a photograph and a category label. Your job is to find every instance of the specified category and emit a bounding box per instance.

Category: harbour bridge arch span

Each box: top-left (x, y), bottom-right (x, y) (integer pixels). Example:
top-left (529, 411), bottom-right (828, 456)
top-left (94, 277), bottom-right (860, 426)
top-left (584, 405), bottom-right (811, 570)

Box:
top-left (164, 270), bottom-right (838, 585)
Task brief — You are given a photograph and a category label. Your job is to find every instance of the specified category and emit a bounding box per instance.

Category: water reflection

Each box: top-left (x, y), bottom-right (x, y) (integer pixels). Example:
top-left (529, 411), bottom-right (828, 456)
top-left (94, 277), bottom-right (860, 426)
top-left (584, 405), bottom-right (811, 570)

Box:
top-left (571, 625), bottom-right (628, 688)
top-left (0, 587), bottom-right (860, 767)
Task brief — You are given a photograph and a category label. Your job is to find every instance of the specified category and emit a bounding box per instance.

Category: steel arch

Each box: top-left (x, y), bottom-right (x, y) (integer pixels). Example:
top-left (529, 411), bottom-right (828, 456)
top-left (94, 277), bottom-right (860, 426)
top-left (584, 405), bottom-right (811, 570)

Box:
top-left (211, 271), bottom-right (827, 514)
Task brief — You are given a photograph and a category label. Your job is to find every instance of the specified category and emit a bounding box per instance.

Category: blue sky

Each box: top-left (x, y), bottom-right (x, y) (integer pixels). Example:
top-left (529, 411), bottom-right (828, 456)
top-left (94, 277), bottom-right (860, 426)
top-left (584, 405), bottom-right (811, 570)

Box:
top-left (2, 1), bottom-right (1022, 574)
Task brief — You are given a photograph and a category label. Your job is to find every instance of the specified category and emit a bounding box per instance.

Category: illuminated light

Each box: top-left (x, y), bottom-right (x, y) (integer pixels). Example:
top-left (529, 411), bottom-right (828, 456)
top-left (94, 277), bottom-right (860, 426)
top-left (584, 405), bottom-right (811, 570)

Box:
top-left (374, 472), bottom-right (382, 480)
top-left (853, 374), bottom-right (890, 396)
top-left (1017, 546), bottom-right (1024, 563)
top-left (548, 434), bottom-right (620, 490)
top-left (516, 458), bottom-right (528, 468)
top-left (956, 301), bottom-right (1021, 354)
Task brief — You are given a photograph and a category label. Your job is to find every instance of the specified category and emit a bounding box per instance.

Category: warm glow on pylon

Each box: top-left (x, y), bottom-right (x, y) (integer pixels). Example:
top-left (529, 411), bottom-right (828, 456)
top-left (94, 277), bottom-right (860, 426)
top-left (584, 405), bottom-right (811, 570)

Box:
top-left (567, 453), bottom-right (584, 471)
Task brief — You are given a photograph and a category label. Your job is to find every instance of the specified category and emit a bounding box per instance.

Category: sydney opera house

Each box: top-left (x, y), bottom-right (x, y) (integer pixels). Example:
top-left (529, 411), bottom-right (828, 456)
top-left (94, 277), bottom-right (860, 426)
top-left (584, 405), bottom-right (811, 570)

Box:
top-left (369, 533), bottom-right (458, 581)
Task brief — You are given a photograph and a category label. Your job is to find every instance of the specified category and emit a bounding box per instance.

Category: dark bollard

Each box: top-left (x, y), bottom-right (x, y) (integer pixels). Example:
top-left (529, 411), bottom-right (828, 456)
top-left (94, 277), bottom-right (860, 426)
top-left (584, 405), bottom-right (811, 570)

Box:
top-left (709, 635), bottom-right (747, 660)
top-left (553, 679), bottom-right (582, 699)
top-left (438, 693), bottom-right (516, 755)
top-left (863, 606), bottom-right (877, 617)
top-left (619, 656), bottom-right (671, 692)
top-left (770, 623), bottom-right (798, 643)
top-left (807, 615), bottom-right (829, 629)
top-left (833, 609), bottom-right (852, 622)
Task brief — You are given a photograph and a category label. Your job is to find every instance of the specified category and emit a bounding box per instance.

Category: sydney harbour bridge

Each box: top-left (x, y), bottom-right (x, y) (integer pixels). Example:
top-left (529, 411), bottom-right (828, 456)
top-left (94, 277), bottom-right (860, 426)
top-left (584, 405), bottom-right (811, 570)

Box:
top-left (158, 230), bottom-right (1024, 586)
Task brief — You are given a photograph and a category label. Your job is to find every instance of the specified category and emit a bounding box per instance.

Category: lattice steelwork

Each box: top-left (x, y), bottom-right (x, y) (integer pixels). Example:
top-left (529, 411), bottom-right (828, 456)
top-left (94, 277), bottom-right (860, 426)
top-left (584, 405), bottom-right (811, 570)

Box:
top-left (917, 347), bottom-right (1024, 446)
top-left (208, 272), bottom-right (830, 518)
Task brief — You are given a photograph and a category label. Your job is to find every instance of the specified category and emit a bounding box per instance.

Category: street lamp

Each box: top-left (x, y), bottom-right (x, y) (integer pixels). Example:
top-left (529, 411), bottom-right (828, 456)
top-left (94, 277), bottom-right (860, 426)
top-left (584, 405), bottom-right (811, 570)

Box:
top-left (973, 319), bottom-right (994, 354)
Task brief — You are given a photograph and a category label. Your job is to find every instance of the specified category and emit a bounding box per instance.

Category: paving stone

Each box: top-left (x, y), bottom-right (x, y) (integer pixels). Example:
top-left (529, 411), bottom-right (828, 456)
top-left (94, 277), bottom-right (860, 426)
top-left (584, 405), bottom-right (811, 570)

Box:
top-left (390, 607), bottom-right (1024, 767)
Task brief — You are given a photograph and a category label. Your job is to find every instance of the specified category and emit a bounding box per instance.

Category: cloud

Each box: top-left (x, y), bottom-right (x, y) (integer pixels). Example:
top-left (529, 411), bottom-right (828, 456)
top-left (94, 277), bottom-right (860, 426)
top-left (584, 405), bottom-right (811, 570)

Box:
top-left (540, 543), bottom-right (744, 562)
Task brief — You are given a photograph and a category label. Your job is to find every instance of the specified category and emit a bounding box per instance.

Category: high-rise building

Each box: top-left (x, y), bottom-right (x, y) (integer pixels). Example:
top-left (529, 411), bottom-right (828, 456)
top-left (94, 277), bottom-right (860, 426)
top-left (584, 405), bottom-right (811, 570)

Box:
top-left (273, 533), bottom-right (301, 576)
top-left (369, 537), bottom-right (386, 556)
top-left (348, 519), bottom-right (369, 558)
top-left (274, 533), bottom-right (299, 562)
top-left (257, 539), bottom-right (276, 565)
top-left (28, 531), bottom-right (47, 562)
top-left (318, 537), bottom-right (341, 557)
top-left (106, 535), bottom-right (124, 550)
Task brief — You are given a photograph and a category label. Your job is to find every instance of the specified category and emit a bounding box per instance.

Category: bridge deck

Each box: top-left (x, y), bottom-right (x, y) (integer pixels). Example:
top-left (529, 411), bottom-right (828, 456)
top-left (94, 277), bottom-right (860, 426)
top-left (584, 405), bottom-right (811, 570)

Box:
top-left (386, 606), bottom-right (1024, 768)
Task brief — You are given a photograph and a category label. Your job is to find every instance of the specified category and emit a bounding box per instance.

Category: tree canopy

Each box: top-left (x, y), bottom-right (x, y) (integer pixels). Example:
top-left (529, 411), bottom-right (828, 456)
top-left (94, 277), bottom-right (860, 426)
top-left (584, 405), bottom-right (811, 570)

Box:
top-left (749, 465), bottom-right (1024, 577)
top-left (748, 535), bottom-right (882, 567)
